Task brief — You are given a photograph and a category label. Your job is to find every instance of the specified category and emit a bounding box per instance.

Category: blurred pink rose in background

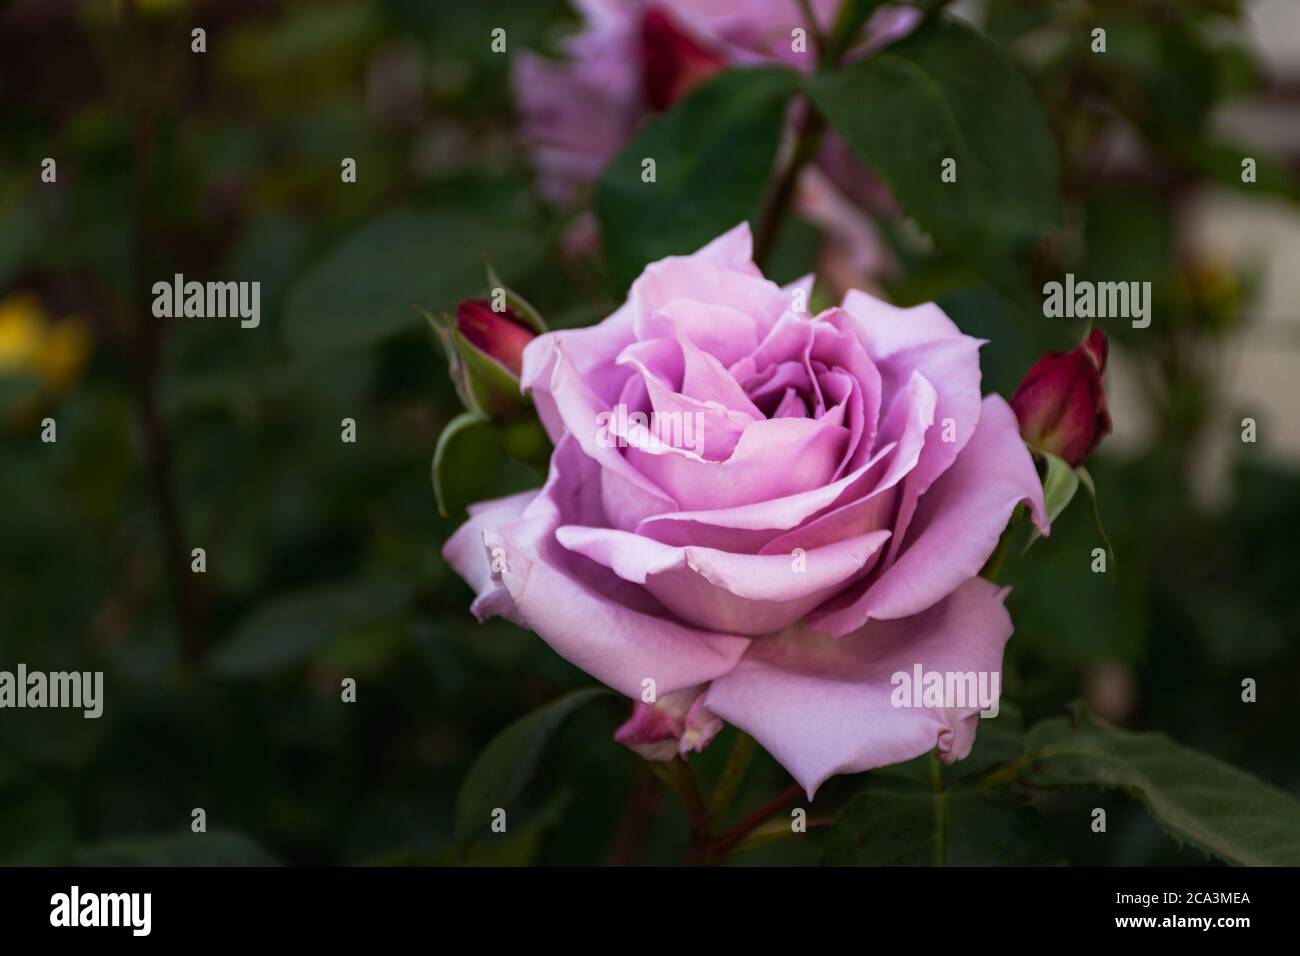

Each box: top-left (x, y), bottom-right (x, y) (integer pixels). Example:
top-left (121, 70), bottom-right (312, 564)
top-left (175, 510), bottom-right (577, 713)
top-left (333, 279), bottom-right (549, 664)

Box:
top-left (512, 0), bottom-right (921, 285)
top-left (445, 223), bottom-right (1047, 795)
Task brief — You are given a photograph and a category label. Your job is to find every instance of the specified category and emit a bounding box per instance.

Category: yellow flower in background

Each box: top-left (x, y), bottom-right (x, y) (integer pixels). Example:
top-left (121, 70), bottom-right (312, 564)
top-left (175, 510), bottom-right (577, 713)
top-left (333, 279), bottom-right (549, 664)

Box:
top-left (0, 292), bottom-right (91, 391)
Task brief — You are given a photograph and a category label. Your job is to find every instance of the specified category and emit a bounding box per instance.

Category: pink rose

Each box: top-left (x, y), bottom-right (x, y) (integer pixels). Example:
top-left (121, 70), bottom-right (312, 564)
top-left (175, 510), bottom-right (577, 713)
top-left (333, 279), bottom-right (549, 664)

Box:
top-left (512, 1), bottom-right (921, 281)
top-left (444, 223), bottom-right (1048, 796)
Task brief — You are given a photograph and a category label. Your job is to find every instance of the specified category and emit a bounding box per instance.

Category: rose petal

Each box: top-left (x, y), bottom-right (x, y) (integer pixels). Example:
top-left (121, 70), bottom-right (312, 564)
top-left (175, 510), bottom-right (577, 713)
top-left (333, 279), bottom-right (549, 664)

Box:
top-left (452, 436), bottom-right (750, 697)
top-left (630, 410), bottom-right (850, 511)
top-left (443, 489), bottom-right (539, 617)
top-left (760, 369), bottom-right (935, 554)
top-left (635, 299), bottom-right (761, 368)
top-left (522, 299), bottom-right (638, 440)
top-left (704, 577), bottom-right (1014, 797)
top-left (534, 340), bottom-right (678, 509)
top-left (812, 395), bottom-right (1048, 632)
top-left (557, 523), bottom-right (891, 635)
top-left (634, 438), bottom-right (898, 553)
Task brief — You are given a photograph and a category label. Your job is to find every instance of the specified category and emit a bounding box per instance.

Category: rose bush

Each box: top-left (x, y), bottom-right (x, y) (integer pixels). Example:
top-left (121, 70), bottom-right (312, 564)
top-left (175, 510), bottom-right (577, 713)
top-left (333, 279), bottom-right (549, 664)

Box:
top-left (445, 223), bottom-right (1047, 796)
top-left (513, 0), bottom-right (919, 279)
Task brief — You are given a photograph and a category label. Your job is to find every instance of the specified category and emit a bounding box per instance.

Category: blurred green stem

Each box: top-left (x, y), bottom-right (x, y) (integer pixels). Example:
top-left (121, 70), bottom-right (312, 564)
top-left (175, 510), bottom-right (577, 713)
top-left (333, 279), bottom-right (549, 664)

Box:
top-left (754, 0), bottom-right (876, 272)
top-left (708, 731), bottom-right (757, 829)
top-left (980, 505), bottom-right (1024, 584)
top-left (670, 758), bottom-right (717, 865)
top-left (753, 105), bottom-right (825, 273)
top-left (118, 0), bottom-right (205, 665)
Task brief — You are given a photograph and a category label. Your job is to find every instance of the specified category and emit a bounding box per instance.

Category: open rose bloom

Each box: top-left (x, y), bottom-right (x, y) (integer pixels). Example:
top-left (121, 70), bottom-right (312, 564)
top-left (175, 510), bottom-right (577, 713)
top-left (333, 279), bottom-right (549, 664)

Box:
top-left (445, 224), bottom-right (1047, 796)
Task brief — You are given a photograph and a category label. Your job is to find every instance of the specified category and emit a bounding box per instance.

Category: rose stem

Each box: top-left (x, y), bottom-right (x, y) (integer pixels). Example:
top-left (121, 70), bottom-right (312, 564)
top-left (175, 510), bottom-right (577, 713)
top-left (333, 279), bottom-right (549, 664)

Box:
top-left (710, 781), bottom-right (805, 861)
top-left (707, 730), bottom-right (758, 829)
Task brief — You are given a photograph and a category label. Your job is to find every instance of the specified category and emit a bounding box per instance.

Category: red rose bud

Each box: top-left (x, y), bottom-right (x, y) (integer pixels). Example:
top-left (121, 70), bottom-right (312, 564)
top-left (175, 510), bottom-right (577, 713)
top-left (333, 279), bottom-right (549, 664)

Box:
top-left (1011, 328), bottom-right (1112, 467)
top-left (640, 8), bottom-right (726, 112)
top-left (455, 299), bottom-right (534, 378)
top-left (431, 297), bottom-right (541, 423)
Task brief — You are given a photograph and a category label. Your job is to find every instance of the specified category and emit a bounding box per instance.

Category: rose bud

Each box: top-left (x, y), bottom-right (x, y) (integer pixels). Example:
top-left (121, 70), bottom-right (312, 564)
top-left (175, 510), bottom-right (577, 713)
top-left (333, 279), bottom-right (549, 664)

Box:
top-left (640, 8), bottom-right (726, 112)
top-left (430, 285), bottom-right (553, 517)
top-left (455, 299), bottom-right (534, 379)
top-left (1011, 328), bottom-right (1112, 466)
top-left (432, 293), bottom-right (544, 423)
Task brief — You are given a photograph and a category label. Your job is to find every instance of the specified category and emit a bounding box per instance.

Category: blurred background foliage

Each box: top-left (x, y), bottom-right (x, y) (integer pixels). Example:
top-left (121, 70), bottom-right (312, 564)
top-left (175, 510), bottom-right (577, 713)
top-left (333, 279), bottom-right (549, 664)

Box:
top-left (0, 0), bottom-right (1296, 866)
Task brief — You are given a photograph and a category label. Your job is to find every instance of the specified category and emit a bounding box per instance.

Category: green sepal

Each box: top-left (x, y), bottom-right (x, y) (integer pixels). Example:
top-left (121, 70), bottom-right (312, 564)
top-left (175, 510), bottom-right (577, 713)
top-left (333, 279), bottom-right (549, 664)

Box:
top-left (1022, 449), bottom-right (1080, 556)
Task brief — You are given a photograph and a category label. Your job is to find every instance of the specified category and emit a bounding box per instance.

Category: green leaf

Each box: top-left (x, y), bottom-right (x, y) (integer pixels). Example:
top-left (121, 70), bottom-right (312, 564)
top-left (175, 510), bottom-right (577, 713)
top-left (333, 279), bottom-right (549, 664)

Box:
top-left (71, 832), bottom-right (279, 866)
top-left (0, 184), bottom-right (37, 291)
top-left (1023, 451), bottom-right (1080, 555)
top-left (454, 687), bottom-right (612, 845)
top-left (432, 410), bottom-right (489, 518)
top-left (457, 789), bottom-right (574, 866)
top-left (1075, 465), bottom-right (1116, 572)
top-left (595, 68), bottom-right (798, 290)
top-left (1182, 141), bottom-right (1300, 203)
top-left (823, 0), bottom-right (892, 65)
top-left (386, 789), bottom-right (575, 867)
top-left (283, 208), bottom-right (537, 360)
top-left (824, 788), bottom-right (1064, 866)
top-left (944, 701), bottom-right (1024, 784)
top-left (429, 410), bottom-right (541, 519)
top-left (484, 263), bottom-right (548, 334)
top-left (805, 17), bottom-right (1060, 303)
top-left (1023, 712), bottom-right (1300, 865)
top-left (210, 579), bottom-right (411, 677)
